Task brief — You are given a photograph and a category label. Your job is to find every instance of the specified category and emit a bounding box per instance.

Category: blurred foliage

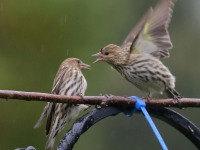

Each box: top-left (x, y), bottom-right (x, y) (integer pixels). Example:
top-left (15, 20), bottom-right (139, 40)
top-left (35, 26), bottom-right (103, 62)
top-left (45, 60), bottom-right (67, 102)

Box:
top-left (0, 0), bottom-right (200, 149)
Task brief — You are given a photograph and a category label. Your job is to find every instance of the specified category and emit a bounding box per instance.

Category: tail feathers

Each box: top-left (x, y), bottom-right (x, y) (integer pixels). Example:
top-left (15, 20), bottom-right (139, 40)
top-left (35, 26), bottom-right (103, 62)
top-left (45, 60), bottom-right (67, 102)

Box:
top-left (34, 103), bottom-right (50, 128)
top-left (45, 117), bottom-right (65, 150)
top-left (46, 103), bottom-right (56, 135)
top-left (45, 105), bottom-right (89, 149)
top-left (165, 87), bottom-right (183, 100)
top-left (46, 135), bottom-right (56, 150)
top-left (34, 114), bottom-right (45, 128)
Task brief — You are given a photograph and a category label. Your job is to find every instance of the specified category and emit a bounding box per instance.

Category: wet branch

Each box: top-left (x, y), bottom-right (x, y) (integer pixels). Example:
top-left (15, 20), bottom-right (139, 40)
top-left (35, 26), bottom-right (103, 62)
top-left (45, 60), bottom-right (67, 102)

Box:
top-left (0, 90), bottom-right (199, 108)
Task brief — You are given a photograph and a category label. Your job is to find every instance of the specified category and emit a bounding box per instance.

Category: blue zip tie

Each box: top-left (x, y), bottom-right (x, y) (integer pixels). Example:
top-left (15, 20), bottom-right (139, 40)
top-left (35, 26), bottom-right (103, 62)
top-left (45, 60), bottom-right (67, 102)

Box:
top-left (128, 96), bottom-right (168, 150)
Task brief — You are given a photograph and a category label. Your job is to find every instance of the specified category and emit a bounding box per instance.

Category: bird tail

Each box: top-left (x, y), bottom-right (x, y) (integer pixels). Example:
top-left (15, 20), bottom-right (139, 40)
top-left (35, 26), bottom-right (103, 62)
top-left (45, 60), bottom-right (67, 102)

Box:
top-left (165, 87), bottom-right (183, 100)
top-left (34, 103), bottom-right (50, 128)
top-left (45, 130), bottom-right (56, 150)
top-left (45, 104), bottom-right (89, 149)
top-left (45, 115), bottom-right (68, 150)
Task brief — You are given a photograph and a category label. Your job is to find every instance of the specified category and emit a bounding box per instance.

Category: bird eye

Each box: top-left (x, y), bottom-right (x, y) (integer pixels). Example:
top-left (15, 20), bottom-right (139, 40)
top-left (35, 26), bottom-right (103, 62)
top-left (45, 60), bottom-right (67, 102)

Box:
top-left (104, 52), bottom-right (109, 55)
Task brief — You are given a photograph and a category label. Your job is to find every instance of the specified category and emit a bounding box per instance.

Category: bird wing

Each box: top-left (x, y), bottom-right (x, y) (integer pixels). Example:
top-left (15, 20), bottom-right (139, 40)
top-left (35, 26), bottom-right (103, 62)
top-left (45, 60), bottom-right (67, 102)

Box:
top-left (121, 0), bottom-right (175, 59)
top-left (51, 66), bottom-right (68, 94)
top-left (45, 66), bottom-right (68, 135)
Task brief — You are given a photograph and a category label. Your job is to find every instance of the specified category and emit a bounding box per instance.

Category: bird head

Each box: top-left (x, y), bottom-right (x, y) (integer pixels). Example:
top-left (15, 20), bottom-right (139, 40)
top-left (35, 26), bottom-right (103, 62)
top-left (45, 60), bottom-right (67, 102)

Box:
top-left (61, 58), bottom-right (90, 70)
top-left (92, 44), bottom-right (128, 65)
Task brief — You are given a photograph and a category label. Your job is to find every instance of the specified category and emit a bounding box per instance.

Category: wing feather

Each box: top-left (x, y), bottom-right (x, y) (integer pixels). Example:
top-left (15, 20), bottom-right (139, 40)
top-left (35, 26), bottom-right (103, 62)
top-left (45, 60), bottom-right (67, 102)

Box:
top-left (45, 66), bottom-right (69, 134)
top-left (122, 0), bottom-right (175, 59)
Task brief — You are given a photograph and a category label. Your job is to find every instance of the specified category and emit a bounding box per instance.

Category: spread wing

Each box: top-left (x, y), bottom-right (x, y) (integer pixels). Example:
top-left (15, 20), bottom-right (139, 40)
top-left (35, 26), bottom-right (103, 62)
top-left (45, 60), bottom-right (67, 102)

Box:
top-left (121, 0), bottom-right (175, 59)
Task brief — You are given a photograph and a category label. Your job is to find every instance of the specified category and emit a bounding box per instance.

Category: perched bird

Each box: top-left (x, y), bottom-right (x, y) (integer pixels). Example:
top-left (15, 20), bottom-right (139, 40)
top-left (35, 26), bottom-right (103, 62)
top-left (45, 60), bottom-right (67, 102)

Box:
top-left (93, 0), bottom-right (182, 99)
top-left (34, 58), bottom-right (90, 149)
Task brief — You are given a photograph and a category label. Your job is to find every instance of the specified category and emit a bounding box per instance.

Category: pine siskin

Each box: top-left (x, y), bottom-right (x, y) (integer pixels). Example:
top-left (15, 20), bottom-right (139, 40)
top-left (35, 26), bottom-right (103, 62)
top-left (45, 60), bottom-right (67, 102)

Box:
top-left (34, 58), bottom-right (90, 149)
top-left (93, 0), bottom-right (182, 99)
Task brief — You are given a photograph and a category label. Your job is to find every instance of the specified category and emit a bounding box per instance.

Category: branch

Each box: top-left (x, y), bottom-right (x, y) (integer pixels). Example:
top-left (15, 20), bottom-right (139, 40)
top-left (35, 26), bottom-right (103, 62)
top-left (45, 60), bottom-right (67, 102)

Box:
top-left (0, 90), bottom-right (199, 108)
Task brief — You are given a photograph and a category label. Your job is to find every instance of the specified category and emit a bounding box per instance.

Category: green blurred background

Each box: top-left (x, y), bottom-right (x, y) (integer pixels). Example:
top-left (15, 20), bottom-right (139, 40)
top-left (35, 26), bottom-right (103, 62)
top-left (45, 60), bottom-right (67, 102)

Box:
top-left (0, 0), bottom-right (200, 149)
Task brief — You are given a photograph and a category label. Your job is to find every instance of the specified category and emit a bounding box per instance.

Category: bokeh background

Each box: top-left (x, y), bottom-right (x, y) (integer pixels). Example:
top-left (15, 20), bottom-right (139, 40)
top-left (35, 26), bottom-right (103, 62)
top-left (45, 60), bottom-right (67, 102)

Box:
top-left (0, 0), bottom-right (200, 149)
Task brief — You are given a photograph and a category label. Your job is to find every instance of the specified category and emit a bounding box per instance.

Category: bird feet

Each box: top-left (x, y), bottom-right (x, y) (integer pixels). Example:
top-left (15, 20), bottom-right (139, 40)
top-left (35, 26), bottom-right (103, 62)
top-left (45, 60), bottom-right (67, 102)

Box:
top-left (172, 96), bottom-right (183, 109)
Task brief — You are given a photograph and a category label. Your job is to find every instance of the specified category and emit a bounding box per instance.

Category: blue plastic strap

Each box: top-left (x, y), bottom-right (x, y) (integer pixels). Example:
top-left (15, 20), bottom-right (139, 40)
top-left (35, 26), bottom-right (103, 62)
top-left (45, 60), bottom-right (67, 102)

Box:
top-left (128, 96), bottom-right (168, 150)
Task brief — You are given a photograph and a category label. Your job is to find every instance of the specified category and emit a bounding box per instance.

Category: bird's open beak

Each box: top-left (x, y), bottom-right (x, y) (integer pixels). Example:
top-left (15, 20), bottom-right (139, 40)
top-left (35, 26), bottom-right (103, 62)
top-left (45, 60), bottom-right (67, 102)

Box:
top-left (92, 52), bottom-right (104, 63)
top-left (80, 63), bottom-right (91, 70)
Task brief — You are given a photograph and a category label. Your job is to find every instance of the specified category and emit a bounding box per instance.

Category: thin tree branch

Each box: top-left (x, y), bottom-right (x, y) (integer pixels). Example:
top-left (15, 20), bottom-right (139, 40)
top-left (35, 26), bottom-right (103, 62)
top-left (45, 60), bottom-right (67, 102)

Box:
top-left (0, 90), bottom-right (199, 108)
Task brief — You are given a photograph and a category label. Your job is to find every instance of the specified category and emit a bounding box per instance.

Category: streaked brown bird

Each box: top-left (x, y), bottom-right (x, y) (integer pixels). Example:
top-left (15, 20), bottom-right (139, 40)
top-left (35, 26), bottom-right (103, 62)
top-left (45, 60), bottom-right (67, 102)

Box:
top-left (93, 0), bottom-right (182, 99)
top-left (34, 58), bottom-right (90, 149)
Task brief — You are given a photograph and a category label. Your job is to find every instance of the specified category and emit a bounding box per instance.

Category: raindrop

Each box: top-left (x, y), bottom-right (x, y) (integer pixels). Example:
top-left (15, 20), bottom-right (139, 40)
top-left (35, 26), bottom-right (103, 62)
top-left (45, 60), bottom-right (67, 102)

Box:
top-left (41, 43), bottom-right (45, 52)
top-left (64, 15), bottom-right (68, 24)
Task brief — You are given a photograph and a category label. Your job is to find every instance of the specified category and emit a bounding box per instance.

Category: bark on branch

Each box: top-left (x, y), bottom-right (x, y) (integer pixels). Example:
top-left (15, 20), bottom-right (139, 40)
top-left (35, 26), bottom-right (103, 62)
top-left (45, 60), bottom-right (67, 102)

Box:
top-left (0, 90), bottom-right (199, 108)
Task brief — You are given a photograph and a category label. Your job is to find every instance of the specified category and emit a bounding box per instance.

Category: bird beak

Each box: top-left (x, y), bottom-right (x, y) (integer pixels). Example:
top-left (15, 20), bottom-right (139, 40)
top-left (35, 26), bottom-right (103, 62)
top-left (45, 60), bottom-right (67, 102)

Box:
top-left (92, 52), bottom-right (104, 63)
top-left (80, 63), bottom-right (91, 70)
